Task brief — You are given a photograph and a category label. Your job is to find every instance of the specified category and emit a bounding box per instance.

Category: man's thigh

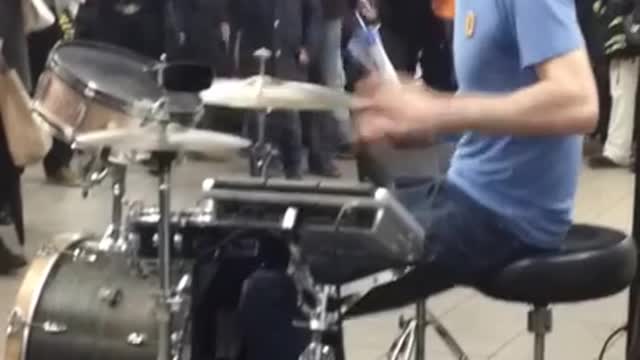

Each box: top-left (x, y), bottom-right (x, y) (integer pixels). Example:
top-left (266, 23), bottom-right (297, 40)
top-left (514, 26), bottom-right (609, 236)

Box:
top-left (347, 179), bottom-right (532, 316)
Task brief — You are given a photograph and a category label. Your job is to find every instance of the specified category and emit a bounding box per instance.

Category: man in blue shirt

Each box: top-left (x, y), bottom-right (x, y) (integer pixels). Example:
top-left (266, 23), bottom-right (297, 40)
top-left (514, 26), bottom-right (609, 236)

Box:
top-left (236, 0), bottom-right (598, 358)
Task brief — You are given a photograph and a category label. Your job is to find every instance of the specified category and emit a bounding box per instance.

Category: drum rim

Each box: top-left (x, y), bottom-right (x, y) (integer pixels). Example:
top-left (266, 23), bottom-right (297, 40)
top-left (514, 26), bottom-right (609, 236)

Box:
top-left (5, 233), bottom-right (94, 360)
top-left (129, 207), bottom-right (216, 227)
top-left (45, 40), bottom-right (162, 120)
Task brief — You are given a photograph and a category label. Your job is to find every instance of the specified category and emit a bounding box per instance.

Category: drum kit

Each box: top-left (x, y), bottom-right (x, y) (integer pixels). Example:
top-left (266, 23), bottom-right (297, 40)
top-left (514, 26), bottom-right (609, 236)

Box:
top-left (3, 40), bottom-right (426, 360)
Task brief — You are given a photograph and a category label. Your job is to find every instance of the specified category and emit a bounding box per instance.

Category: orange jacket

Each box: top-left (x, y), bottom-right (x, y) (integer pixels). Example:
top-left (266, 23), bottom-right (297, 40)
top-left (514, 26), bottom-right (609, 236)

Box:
top-left (432, 0), bottom-right (454, 20)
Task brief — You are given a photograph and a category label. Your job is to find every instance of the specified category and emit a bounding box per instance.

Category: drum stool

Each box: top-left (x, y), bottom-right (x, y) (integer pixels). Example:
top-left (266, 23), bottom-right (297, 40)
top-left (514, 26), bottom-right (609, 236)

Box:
top-left (401, 224), bottom-right (637, 360)
top-left (477, 224), bottom-right (637, 360)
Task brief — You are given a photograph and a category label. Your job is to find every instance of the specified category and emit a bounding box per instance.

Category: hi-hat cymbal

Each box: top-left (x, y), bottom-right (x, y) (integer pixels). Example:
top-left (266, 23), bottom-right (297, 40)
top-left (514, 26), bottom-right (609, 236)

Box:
top-left (74, 124), bottom-right (251, 158)
top-left (200, 75), bottom-right (356, 111)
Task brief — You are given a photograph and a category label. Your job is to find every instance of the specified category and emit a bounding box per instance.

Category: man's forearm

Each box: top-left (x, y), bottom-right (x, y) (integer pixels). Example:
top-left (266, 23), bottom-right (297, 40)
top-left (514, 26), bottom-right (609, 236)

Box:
top-left (433, 80), bottom-right (598, 136)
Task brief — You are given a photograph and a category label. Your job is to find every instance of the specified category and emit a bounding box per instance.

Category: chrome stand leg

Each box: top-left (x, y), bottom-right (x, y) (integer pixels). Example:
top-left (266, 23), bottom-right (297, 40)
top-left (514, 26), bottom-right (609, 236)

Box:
top-left (415, 301), bottom-right (426, 360)
top-left (528, 306), bottom-right (551, 360)
top-left (156, 154), bottom-right (174, 360)
top-left (388, 301), bottom-right (470, 360)
top-left (110, 162), bottom-right (127, 243)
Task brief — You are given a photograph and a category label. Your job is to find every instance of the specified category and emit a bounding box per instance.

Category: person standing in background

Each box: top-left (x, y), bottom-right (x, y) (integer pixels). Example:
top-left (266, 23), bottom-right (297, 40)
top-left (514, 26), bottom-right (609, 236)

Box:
top-left (0, 0), bottom-right (32, 273)
top-left (28, 2), bottom-right (80, 186)
top-left (589, 0), bottom-right (640, 169)
top-left (302, 0), bottom-right (352, 178)
top-left (231, 0), bottom-right (322, 179)
top-left (376, 0), bottom-right (456, 91)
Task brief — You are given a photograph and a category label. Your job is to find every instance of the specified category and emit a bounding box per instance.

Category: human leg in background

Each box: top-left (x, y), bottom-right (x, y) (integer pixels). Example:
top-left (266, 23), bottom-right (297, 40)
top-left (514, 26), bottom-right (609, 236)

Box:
top-left (322, 18), bottom-right (351, 151)
top-left (246, 110), bottom-right (304, 179)
top-left (584, 60), bottom-right (611, 156)
top-left (302, 110), bottom-right (342, 178)
top-left (0, 121), bottom-right (27, 275)
top-left (589, 57), bottom-right (639, 168)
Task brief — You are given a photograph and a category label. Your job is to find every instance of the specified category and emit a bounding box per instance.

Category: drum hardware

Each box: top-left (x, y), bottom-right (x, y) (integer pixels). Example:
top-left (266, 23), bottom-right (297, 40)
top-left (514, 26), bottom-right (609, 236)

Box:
top-left (248, 49), bottom-right (279, 179)
top-left (98, 286), bottom-right (123, 307)
top-left (127, 332), bottom-right (148, 346)
top-left (33, 41), bottom-right (163, 140)
top-left (388, 303), bottom-right (470, 360)
top-left (36, 241), bottom-right (98, 263)
top-left (6, 309), bottom-right (68, 336)
top-left (202, 182), bottom-right (424, 284)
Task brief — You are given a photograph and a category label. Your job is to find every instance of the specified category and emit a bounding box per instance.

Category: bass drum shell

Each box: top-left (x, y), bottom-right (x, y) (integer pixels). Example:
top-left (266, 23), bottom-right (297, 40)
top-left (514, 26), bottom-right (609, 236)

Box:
top-left (7, 235), bottom-right (159, 360)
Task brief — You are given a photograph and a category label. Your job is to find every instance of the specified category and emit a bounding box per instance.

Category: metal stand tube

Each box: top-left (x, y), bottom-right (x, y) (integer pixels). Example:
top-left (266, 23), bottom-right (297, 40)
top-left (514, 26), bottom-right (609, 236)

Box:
top-left (414, 301), bottom-right (427, 360)
top-left (156, 154), bottom-right (174, 360)
top-left (533, 334), bottom-right (545, 360)
top-left (110, 163), bottom-right (127, 242)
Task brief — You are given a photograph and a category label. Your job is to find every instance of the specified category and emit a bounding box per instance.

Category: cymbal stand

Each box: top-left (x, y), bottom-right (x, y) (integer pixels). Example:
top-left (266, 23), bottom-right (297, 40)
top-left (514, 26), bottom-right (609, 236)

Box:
top-left (155, 148), bottom-right (177, 360)
top-left (281, 207), bottom-right (340, 360)
top-left (249, 48), bottom-right (277, 178)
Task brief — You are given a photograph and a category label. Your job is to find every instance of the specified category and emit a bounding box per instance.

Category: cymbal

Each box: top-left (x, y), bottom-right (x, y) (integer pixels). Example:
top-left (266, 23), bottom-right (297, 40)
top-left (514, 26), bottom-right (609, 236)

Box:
top-left (74, 124), bottom-right (251, 158)
top-left (200, 76), bottom-right (356, 111)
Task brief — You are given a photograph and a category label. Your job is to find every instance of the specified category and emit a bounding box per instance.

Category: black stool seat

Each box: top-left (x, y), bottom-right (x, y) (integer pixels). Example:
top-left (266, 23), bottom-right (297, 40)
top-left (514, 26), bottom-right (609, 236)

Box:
top-left (479, 224), bottom-right (637, 305)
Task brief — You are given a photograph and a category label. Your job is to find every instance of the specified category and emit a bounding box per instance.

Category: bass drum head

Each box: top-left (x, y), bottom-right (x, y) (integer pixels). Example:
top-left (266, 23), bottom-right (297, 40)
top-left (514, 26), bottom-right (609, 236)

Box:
top-left (49, 40), bottom-right (162, 114)
top-left (6, 235), bottom-right (160, 360)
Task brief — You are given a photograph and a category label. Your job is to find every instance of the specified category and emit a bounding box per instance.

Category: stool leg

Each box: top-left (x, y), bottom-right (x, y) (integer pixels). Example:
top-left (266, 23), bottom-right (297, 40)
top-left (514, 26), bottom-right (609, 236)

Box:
top-left (528, 306), bottom-right (552, 360)
top-left (415, 300), bottom-right (427, 360)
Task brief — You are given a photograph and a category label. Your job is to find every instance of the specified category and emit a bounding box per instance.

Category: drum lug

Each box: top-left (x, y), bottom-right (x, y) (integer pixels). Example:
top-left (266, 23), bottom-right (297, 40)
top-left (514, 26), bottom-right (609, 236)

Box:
top-left (127, 332), bottom-right (148, 346)
top-left (7, 308), bottom-right (68, 335)
top-left (71, 248), bottom-right (98, 263)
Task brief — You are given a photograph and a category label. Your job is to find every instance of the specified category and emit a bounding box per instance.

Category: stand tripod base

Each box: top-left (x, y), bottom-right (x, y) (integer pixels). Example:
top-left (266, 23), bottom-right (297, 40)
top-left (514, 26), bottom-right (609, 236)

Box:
top-left (389, 300), bottom-right (469, 360)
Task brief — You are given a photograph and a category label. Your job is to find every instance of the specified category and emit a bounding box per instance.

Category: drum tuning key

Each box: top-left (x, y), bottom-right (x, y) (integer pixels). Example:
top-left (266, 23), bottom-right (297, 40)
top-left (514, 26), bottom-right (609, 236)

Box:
top-left (7, 309), bottom-right (68, 336)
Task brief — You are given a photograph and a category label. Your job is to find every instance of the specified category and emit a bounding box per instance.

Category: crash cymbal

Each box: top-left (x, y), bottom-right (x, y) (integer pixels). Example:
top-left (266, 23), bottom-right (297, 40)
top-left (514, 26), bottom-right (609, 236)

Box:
top-left (74, 124), bottom-right (250, 158)
top-left (200, 75), bottom-right (356, 111)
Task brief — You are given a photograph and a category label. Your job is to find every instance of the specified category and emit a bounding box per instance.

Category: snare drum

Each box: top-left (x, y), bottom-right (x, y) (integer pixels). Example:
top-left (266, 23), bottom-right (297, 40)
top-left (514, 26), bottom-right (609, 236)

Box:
top-left (33, 41), bottom-right (163, 140)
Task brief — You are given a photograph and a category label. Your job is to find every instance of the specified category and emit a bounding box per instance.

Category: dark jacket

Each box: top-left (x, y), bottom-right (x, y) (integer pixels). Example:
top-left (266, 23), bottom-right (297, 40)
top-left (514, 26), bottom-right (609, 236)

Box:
top-left (594, 0), bottom-right (640, 57)
top-left (323, 0), bottom-right (348, 19)
top-left (232, 0), bottom-right (322, 80)
top-left (75, 0), bottom-right (219, 64)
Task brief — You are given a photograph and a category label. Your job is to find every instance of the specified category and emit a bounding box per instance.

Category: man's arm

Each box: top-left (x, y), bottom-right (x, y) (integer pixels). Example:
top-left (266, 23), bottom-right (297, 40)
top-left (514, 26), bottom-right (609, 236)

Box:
top-left (434, 48), bottom-right (598, 135)
top-left (356, 0), bottom-right (598, 142)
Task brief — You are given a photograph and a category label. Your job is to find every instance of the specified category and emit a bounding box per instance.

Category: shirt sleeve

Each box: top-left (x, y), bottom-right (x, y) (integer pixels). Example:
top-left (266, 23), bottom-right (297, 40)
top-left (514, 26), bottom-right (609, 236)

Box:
top-left (505, 0), bottom-right (585, 69)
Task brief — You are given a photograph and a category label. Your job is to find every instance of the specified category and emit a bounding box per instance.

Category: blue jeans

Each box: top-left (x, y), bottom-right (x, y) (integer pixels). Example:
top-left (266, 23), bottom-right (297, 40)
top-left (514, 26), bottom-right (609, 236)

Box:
top-left (238, 178), bottom-right (550, 359)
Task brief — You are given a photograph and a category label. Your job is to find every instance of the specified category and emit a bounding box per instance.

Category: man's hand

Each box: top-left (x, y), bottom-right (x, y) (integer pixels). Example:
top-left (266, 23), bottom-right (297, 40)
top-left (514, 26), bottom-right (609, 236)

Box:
top-left (298, 48), bottom-right (310, 66)
top-left (354, 75), bottom-right (445, 145)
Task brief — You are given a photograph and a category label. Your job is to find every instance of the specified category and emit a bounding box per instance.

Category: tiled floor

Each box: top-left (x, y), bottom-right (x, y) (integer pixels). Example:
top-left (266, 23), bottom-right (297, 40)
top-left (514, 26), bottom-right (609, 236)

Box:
top-left (0, 158), bottom-right (634, 360)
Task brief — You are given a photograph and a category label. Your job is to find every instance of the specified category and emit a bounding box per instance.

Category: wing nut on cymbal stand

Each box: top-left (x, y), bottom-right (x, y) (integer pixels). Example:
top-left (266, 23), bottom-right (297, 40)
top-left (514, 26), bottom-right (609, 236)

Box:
top-left (249, 48), bottom-right (278, 179)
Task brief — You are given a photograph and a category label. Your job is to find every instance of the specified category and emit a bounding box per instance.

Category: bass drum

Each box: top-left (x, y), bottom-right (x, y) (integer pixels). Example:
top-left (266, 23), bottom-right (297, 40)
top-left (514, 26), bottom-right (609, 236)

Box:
top-left (5, 233), bottom-right (168, 360)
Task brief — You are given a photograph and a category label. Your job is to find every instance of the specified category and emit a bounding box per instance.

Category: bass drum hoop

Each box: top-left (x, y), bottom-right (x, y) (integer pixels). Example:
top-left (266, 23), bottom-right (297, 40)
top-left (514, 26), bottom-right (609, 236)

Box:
top-left (4, 233), bottom-right (96, 360)
top-left (43, 40), bottom-right (160, 120)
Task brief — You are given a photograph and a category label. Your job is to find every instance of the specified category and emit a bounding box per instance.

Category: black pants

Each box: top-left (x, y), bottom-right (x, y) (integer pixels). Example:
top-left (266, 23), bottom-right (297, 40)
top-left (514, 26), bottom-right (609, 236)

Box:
top-left (246, 110), bottom-right (303, 177)
top-left (302, 110), bottom-right (338, 171)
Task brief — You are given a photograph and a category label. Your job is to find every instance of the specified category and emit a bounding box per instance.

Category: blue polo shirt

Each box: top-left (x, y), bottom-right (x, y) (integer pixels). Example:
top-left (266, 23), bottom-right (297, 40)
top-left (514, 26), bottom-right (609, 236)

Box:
top-left (447, 0), bottom-right (585, 248)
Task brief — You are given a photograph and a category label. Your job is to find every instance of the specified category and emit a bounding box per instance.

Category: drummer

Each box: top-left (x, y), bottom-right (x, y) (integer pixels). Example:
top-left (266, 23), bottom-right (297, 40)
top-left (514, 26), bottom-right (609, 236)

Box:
top-left (237, 0), bottom-right (599, 358)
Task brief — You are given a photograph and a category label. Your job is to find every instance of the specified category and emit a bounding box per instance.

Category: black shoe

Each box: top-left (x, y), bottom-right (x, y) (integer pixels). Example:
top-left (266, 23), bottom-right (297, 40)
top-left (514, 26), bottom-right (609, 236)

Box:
top-left (588, 154), bottom-right (629, 169)
top-left (309, 162), bottom-right (342, 178)
top-left (0, 240), bottom-right (27, 274)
